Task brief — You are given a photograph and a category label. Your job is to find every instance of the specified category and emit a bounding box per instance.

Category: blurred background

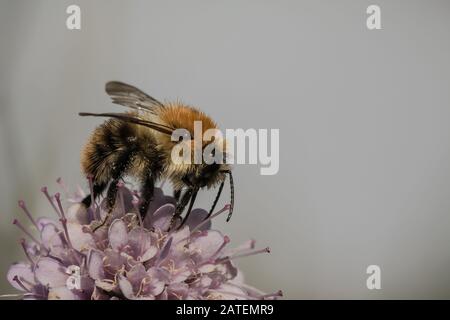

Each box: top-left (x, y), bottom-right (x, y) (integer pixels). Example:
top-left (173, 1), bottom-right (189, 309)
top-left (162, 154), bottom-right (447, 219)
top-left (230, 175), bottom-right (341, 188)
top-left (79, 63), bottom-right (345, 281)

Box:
top-left (1, 0), bottom-right (450, 299)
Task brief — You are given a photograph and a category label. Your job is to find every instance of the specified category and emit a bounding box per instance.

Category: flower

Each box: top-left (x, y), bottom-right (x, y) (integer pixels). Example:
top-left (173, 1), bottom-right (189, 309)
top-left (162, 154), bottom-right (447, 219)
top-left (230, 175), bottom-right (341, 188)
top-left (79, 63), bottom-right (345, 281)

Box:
top-left (6, 178), bottom-right (282, 300)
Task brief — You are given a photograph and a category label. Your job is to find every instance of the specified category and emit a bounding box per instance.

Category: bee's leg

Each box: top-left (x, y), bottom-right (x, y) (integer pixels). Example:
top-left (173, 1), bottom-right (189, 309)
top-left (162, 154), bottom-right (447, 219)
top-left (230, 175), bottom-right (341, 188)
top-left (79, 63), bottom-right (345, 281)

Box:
top-left (93, 150), bottom-right (134, 231)
top-left (176, 188), bottom-right (193, 216)
top-left (169, 188), bottom-right (192, 230)
top-left (173, 188), bottom-right (182, 202)
top-left (82, 181), bottom-right (108, 209)
top-left (205, 179), bottom-right (225, 220)
top-left (106, 148), bottom-right (136, 211)
top-left (179, 188), bottom-right (198, 229)
top-left (139, 174), bottom-right (155, 219)
top-left (105, 179), bottom-right (120, 212)
top-left (92, 179), bottom-right (120, 232)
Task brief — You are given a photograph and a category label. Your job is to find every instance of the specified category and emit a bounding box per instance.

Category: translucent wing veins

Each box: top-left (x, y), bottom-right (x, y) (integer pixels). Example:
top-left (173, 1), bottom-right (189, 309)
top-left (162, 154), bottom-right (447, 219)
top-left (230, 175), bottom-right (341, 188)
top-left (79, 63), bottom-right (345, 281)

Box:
top-left (105, 81), bottom-right (165, 113)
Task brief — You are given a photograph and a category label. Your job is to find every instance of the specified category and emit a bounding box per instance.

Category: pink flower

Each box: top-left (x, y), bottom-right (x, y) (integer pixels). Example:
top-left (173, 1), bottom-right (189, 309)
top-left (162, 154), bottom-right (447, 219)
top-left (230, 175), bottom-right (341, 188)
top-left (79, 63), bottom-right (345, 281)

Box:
top-left (6, 179), bottom-right (282, 300)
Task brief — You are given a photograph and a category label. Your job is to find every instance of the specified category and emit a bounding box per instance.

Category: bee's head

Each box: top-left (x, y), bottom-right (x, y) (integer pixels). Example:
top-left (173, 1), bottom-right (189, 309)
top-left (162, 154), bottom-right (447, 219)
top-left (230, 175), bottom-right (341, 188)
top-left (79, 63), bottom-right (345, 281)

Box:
top-left (157, 104), bottom-right (231, 188)
top-left (188, 161), bottom-right (230, 188)
top-left (166, 129), bottom-right (231, 189)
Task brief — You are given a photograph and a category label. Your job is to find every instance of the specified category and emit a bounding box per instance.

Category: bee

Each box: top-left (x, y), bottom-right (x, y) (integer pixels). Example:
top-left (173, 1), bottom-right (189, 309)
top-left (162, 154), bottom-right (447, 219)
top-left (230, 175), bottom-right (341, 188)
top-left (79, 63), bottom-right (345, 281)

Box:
top-left (79, 81), bottom-right (234, 228)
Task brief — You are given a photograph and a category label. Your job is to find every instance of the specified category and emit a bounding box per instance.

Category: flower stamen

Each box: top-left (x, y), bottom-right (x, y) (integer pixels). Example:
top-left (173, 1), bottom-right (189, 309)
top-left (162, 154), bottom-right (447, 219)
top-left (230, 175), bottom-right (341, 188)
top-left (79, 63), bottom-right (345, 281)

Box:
top-left (41, 187), bottom-right (61, 218)
top-left (208, 235), bottom-right (230, 262)
top-left (12, 276), bottom-right (31, 292)
top-left (20, 239), bottom-right (35, 265)
top-left (13, 219), bottom-right (42, 246)
top-left (59, 217), bottom-right (73, 249)
top-left (190, 204), bottom-right (230, 235)
top-left (216, 247), bottom-right (270, 264)
top-left (56, 177), bottom-right (70, 198)
top-left (18, 200), bottom-right (39, 230)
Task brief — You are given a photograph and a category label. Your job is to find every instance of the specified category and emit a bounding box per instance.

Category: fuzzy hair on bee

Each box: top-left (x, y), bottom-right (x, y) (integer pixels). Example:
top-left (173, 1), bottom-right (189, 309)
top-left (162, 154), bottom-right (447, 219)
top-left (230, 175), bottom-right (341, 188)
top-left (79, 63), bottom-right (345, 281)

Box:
top-left (79, 81), bottom-right (234, 229)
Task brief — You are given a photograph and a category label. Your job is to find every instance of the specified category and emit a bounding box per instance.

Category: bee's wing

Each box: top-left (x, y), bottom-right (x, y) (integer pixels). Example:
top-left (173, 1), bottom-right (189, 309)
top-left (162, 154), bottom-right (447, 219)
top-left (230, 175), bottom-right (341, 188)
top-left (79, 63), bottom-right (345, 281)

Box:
top-left (105, 81), bottom-right (165, 114)
top-left (79, 112), bottom-right (174, 135)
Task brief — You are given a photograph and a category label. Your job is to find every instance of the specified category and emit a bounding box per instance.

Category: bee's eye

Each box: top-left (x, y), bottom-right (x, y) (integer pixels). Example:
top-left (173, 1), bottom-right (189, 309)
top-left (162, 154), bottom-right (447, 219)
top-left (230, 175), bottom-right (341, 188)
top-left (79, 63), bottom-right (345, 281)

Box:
top-left (179, 131), bottom-right (191, 142)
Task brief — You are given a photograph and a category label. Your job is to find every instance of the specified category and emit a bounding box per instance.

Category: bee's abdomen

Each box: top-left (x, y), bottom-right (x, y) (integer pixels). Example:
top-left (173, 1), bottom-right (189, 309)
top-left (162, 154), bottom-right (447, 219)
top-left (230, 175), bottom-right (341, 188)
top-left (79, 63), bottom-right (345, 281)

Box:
top-left (81, 119), bottom-right (161, 184)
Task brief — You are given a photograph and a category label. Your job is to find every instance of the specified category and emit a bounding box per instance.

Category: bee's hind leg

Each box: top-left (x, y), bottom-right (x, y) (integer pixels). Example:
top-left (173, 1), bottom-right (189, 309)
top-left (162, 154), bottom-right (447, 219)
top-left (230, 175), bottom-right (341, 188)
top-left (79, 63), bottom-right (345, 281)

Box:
top-left (92, 150), bottom-right (135, 231)
top-left (92, 179), bottom-right (120, 231)
top-left (106, 179), bottom-right (120, 212)
top-left (139, 174), bottom-right (155, 219)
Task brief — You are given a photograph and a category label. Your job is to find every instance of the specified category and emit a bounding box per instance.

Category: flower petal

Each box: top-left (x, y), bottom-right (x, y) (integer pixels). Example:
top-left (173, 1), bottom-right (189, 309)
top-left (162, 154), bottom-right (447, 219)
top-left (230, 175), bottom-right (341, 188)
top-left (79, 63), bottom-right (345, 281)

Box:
top-left (118, 274), bottom-right (135, 299)
top-left (139, 246), bottom-right (158, 262)
top-left (66, 204), bottom-right (89, 225)
top-left (35, 258), bottom-right (68, 288)
top-left (36, 217), bottom-right (57, 231)
top-left (103, 249), bottom-right (127, 274)
top-left (128, 227), bottom-right (152, 257)
top-left (190, 230), bottom-right (226, 262)
top-left (91, 286), bottom-right (110, 300)
top-left (208, 284), bottom-right (248, 300)
top-left (185, 208), bottom-right (211, 231)
top-left (7, 263), bottom-right (35, 291)
top-left (48, 287), bottom-right (80, 300)
top-left (87, 250), bottom-right (105, 280)
top-left (145, 203), bottom-right (175, 230)
top-left (167, 283), bottom-right (189, 299)
top-left (143, 188), bottom-right (176, 219)
top-left (108, 219), bottom-right (128, 251)
top-left (40, 223), bottom-right (65, 255)
top-left (126, 264), bottom-right (147, 291)
top-left (67, 222), bottom-right (96, 251)
top-left (145, 267), bottom-right (166, 296)
top-left (158, 236), bottom-right (173, 262)
top-left (95, 279), bottom-right (116, 292)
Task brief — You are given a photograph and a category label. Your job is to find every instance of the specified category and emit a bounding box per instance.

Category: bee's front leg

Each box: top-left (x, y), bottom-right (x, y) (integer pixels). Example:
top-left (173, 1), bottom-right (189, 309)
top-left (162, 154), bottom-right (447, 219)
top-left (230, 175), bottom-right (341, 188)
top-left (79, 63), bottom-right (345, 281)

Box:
top-left (169, 188), bottom-right (192, 230)
top-left (173, 188), bottom-right (182, 202)
top-left (179, 188), bottom-right (198, 229)
top-left (206, 179), bottom-right (225, 220)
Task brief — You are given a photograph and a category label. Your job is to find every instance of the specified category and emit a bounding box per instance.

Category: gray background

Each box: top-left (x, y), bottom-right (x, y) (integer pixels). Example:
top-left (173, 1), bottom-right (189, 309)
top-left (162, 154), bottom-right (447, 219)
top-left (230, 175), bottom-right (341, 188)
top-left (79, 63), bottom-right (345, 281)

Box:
top-left (1, 0), bottom-right (450, 299)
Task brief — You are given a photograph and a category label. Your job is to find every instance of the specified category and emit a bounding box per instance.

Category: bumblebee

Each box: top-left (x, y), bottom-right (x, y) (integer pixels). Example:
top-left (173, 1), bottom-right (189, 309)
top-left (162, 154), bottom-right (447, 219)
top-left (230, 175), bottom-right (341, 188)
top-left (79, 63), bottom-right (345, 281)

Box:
top-left (79, 81), bottom-right (233, 228)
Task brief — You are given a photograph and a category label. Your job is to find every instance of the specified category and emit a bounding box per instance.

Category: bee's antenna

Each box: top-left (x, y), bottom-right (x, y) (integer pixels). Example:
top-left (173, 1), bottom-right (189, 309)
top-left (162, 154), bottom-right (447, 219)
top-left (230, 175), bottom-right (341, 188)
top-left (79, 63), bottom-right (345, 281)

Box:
top-left (226, 171), bottom-right (234, 222)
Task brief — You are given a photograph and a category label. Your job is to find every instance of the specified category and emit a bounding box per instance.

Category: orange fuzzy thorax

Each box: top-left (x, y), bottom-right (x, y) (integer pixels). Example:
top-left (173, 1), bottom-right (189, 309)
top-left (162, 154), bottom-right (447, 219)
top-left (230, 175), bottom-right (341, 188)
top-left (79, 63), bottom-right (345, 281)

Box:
top-left (159, 103), bottom-right (218, 144)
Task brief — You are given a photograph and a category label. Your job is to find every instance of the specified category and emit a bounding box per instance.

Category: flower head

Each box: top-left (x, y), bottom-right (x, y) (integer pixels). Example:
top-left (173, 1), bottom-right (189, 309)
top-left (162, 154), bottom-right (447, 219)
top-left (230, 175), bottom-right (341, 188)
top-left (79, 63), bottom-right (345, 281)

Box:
top-left (7, 179), bottom-right (281, 300)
